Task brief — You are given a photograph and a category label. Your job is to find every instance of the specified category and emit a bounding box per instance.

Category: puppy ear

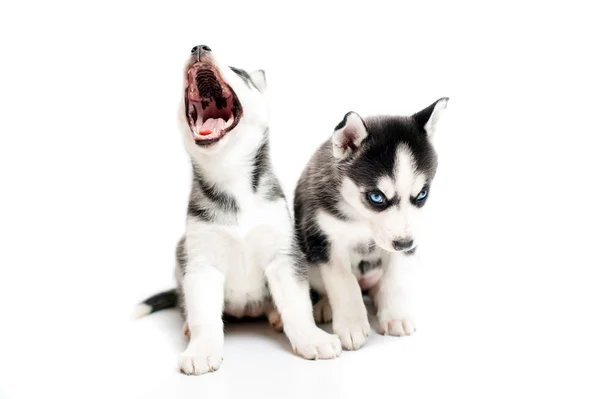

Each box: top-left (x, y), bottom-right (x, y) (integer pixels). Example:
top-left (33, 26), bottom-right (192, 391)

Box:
top-left (332, 112), bottom-right (368, 159)
top-left (413, 97), bottom-right (449, 138)
top-left (249, 69), bottom-right (267, 92)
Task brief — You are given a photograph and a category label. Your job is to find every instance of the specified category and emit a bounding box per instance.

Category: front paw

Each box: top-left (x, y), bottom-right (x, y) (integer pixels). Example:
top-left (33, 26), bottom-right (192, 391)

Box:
top-left (378, 310), bottom-right (416, 336)
top-left (289, 327), bottom-right (342, 360)
top-left (179, 340), bottom-right (223, 375)
top-left (333, 313), bottom-right (370, 350)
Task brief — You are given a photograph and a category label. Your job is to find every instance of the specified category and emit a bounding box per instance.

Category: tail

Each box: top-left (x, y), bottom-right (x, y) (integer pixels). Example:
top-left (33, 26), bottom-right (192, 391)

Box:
top-left (131, 288), bottom-right (178, 319)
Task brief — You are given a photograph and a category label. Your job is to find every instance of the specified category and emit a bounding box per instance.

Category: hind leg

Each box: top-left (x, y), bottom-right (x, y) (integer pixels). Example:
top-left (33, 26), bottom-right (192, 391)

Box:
top-left (313, 296), bottom-right (333, 324)
top-left (266, 303), bottom-right (284, 333)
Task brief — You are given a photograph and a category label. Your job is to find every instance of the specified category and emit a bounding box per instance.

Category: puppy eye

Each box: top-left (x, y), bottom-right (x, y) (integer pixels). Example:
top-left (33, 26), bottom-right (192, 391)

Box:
top-left (416, 187), bottom-right (428, 202)
top-left (367, 190), bottom-right (387, 205)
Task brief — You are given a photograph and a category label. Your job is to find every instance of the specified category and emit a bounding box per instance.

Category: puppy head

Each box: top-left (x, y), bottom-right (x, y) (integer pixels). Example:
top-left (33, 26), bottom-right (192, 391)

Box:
top-left (333, 98), bottom-right (448, 252)
top-left (179, 45), bottom-right (269, 154)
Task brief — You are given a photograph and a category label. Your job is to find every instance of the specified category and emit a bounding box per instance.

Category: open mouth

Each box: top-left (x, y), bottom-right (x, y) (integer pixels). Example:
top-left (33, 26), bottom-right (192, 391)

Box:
top-left (185, 62), bottom-right (242, 146)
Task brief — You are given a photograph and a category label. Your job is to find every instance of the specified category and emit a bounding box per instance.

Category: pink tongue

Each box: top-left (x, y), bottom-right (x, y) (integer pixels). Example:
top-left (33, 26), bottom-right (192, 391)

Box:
top-left (197, 118), bottom-right (225, 137)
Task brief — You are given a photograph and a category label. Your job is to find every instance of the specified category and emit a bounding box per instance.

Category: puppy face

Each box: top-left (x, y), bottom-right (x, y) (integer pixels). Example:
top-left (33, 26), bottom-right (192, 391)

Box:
top-left (332, 99), bottom-right (448, 252)
top-left (178, 45), bottom-right (269, 154)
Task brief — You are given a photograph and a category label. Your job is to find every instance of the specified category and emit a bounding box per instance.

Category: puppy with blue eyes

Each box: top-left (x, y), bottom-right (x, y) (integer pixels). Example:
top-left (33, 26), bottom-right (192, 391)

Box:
top-left (294, 98), bottom-right (449, 350)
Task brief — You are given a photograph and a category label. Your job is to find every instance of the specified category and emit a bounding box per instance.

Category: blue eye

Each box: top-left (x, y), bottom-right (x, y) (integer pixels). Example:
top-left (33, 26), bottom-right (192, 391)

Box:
top-left (368, 191), bottom-right (386, 205)
top-left (416, 188), bottom-right (428, 201)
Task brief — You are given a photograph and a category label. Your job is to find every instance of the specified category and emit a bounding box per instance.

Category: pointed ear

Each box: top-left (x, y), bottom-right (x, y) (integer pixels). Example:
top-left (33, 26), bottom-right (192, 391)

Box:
top-left (332, 112), bottom-right (368, 159)
top-left (413, 97), bottom-right (449, 138)
top-left (249, 69), bottom-right (267, 92)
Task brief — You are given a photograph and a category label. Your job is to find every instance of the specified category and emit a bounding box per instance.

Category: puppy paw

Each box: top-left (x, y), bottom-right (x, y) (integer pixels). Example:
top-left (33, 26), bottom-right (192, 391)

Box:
top-left (333, 313), bottom-right (370, 350)
top-left (313, 297), bottom-right (333, 324)
top-left (378, 309), bottom-right (416, 336)
top-left (179, 353), bottom-right (223, 376)
top-left (290, 327), bottom-right (342, 360)
top-left (267, 308), bottom-right (284, 333)
top-left (178, 340), bottom-right (223, 375)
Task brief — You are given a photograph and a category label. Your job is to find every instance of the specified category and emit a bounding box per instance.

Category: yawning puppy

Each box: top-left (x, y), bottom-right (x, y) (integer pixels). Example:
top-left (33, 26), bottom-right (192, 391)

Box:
top-left (135, 45), bottom-right (341, 375)
top-left (294, 98), bottom-right (449, 350)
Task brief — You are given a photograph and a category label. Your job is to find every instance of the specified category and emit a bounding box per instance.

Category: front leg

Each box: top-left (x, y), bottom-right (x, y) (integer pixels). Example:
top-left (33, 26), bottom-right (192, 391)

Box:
top-left (178, 227), bottom-right (230, 375)
top-left (320, 252), bottom-right (370, 350)
top-left (265, 255), bottom-right (342, 360)
top-left (178, 266), bottom-right (225, 375)
top-left (371, 251), bottom-right (417, 336)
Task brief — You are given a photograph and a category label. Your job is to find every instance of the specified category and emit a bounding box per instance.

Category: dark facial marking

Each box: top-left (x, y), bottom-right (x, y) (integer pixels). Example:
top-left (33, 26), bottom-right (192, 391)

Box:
top-left (363, 190), bottom-right (400, 212)
top-left (346, 116), bottom-right (438, 190)
top-left (410, 185), bottom-right (430, 208)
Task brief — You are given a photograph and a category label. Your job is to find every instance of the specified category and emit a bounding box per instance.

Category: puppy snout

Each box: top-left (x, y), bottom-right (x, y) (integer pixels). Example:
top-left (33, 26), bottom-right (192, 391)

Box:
top-left (392, 239), bottom-right (414, 251)
top-left (191, 44), bottom-right (212, 58)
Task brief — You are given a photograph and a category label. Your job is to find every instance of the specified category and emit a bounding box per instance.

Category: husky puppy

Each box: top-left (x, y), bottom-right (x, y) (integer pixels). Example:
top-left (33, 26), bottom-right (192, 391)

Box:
top-left (135, 45), bottom-right (341, 375)
top-left (294, 98), bottom-right (449, 350)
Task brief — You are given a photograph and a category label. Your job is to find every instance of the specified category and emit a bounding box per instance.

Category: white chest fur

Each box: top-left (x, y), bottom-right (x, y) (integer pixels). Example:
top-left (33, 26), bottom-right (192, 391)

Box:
top-left (223, 196), bottom-right (292, 317)
top-left (185, 192), bottom-right (293, 319)
top-left (315, 210), bottom-right (387, 290)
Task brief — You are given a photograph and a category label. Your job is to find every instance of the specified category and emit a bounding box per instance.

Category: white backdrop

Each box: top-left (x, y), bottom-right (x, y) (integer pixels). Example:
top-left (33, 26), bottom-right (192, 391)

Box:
top-left (1, 1), bottom-right (599, 398)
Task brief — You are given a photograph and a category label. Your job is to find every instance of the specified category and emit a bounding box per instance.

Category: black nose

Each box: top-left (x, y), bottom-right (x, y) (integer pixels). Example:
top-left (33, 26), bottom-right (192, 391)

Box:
top-left (191, 44), bottom-right (211, 55)
top-left (392, 239), bottom-right (414, 251)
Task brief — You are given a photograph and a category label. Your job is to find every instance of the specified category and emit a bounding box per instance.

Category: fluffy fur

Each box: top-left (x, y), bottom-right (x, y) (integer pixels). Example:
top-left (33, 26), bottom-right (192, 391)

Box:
top-left (294, 98), bottom-right (448, 350)
top-left (136, 46), bottom-right (341, 375)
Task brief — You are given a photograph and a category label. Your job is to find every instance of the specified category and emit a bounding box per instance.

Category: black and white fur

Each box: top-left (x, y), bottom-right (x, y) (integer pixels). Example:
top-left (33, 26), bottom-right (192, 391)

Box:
top-left (135, 46), bottom-right (341, 375)
top-left (294, 98), bottom-right (448, 350)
